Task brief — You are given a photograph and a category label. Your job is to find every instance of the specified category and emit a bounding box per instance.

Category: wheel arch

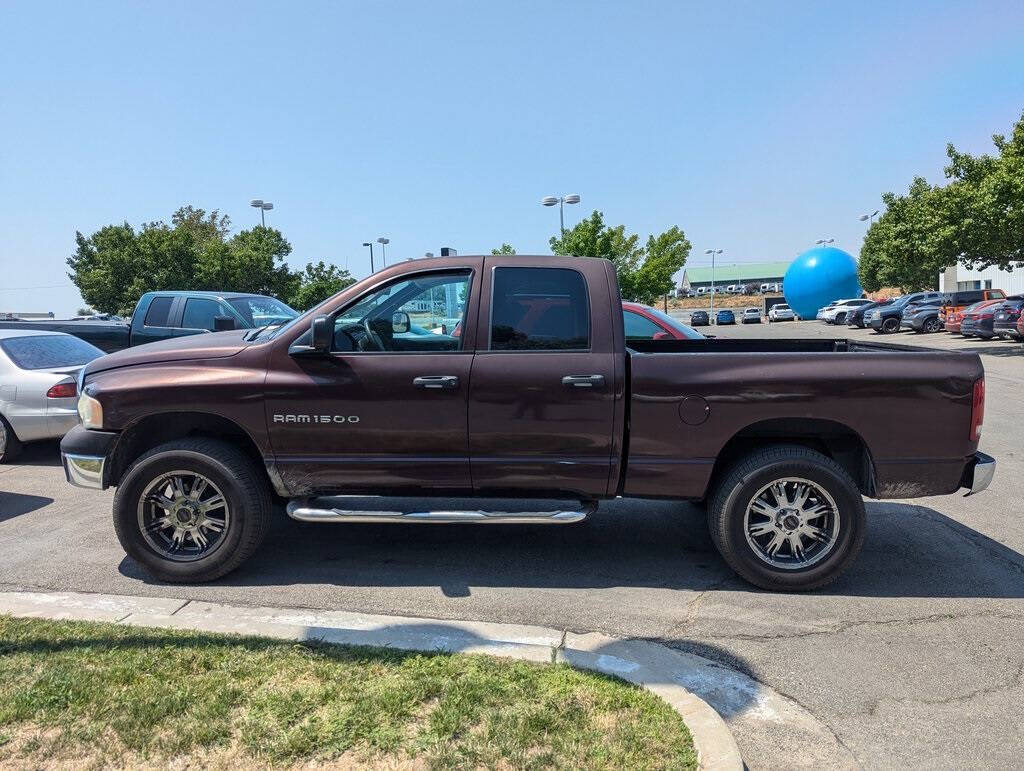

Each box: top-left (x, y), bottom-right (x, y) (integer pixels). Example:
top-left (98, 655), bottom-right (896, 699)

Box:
top-left (106, 411), bottom-right (267, 489)
top-left (705, 418), bottom-right (876, 498)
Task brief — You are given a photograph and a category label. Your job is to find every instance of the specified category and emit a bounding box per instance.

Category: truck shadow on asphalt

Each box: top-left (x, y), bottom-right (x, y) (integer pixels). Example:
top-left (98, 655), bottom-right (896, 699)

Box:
top-left (120, 498), bottom-right (1024, 600)
top-left (0, 492), bottom-right (54, 521)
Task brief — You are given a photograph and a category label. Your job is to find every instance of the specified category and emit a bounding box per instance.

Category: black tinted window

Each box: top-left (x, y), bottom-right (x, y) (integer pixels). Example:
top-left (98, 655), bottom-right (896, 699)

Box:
top-left (960, 291), bottom-right (983, 303)
top-left (182, 298), bottom-right (225, 331)
top-left (0, 335), bottom-right (103, 370)
top-left (490, 268), bottom-right (589, 351)
top-left (143, 296), bottom-right (174, 327)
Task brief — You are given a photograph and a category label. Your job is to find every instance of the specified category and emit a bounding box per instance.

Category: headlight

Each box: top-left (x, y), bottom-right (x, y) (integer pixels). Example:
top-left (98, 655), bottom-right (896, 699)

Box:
top-left (77, 392), bottom-right (103, 429)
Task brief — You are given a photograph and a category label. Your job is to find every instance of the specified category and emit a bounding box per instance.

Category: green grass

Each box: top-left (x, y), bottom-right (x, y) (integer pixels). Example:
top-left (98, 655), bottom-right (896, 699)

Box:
top-left (0, 615), bottom-right (695, 769)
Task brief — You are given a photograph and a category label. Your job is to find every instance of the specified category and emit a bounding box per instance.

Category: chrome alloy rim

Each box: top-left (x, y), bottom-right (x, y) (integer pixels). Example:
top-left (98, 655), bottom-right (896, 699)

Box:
top-left (743, 477), bottom-right (840, 569)
top-left (138, 471), bottom-right (230, 561)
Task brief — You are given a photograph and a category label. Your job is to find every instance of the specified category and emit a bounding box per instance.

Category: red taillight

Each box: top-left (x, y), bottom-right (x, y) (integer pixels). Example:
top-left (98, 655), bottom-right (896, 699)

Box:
top-left (970, 378), bottom-right (985, 442)
top-left (979, 312), bottom-right (995, 319)
top-left (46, 382), bottom-right (77, 399)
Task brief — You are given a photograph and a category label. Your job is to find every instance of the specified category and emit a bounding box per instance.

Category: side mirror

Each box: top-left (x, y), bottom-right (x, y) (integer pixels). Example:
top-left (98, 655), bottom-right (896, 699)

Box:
top-left (311, 315), bottom-right (332, 352)
top-left (391, 311), bottom-right (410, 334)
top-left (213, 315), bottom-right (236, 331)
top-left (289, 314), bottom-right (332, 357)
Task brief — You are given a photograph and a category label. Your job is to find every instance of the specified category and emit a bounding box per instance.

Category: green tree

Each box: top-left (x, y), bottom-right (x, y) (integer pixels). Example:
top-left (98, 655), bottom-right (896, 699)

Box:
top-left (549, 210), bottom-right (689, 304)
top-left (491, 243), bottom-right (517, 255)
top-left (289, 261), bottom-right (356, 310)
top-left (859, 111), bottom-right (1024, 290)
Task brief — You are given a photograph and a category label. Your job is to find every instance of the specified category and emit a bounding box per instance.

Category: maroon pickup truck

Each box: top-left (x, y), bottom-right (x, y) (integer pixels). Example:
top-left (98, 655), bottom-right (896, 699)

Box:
top-left (61, 255), bottom-right (994, 591)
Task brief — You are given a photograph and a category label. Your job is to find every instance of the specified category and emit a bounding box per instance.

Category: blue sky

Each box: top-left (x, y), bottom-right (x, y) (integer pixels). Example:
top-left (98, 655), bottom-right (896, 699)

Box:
top-left (2, 0), bottom-right (1023, 315)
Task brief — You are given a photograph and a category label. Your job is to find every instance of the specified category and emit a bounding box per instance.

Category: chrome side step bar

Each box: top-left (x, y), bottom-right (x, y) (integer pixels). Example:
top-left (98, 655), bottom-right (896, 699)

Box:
top-left (286, 498), bottom-right (597, 524)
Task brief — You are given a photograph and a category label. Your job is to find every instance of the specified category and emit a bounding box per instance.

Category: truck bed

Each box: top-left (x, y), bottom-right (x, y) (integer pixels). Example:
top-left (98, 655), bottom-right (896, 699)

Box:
top-left (624, 336), bottom-right (984, 500)
top-left (0, 320), bottom-right (129, 353)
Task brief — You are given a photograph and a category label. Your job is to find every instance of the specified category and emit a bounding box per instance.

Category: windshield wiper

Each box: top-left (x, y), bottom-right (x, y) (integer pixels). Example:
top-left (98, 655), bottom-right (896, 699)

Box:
top-left (245, 325), bottom-right (269, 341)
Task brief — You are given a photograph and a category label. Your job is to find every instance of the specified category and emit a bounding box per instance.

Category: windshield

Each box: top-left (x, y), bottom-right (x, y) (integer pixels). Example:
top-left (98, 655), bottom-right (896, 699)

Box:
top-left (227, 296), bottom-right (298, 327)
top-left (641, 307), bottom-right (705, 339)
top-left (0, 335), bottom-right (104, 370)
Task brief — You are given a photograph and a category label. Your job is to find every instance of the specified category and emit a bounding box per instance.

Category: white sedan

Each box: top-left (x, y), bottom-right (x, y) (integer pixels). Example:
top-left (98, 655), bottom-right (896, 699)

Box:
top-left (0, 330), bottom-right (104, 462)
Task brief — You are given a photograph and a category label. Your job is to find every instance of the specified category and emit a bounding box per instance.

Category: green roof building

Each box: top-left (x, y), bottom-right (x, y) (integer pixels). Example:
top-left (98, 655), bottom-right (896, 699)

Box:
top-left (680, 261), bottom-right (791, 290)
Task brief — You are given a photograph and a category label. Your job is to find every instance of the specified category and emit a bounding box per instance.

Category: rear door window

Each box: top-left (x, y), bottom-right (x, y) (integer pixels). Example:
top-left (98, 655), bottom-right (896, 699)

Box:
top-left (143, 296), bottom-right (174, 327)
top-left (0, 335), bottom-right (103, 370)
top-left (490, 268), bottom-right (589, 351)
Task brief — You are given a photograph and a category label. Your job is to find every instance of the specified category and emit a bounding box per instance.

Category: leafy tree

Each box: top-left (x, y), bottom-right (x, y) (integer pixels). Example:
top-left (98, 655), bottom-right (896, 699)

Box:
top-left (549, 210), bottom-right (689, 304)
top-left (491, 243), bottom-right (517, 255)
top-left (289, 261), bottom-right (355, 310)
top-left (68, 205), bottom-right (342, 314)
top-left (76, 307), bottom-right (95, 316)
top-left (859, 111), bottom-right (1024, 290)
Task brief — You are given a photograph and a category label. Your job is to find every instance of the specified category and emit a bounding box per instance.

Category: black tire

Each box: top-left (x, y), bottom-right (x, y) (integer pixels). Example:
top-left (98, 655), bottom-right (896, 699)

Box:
top-left (707, 444), bottom-right (866, 591)
top-left (0, 415), bottom-right (23, 463)
top-left (923, 317), bottom-right (941, 333)
top-left (880, 317), bottom-right (899, 334)
top-left (113, 438), bottom-right (272, 582)
top-left (835, 312), bottom-right (847, 324)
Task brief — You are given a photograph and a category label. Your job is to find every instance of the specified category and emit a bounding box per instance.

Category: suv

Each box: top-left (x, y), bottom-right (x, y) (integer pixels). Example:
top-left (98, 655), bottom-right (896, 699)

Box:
top-left (867, 292), bottom-right (944, 333)
top-left (823, 299), bottom-right (872, 325)
top-left (992, 297), bottom-right (1024, 339)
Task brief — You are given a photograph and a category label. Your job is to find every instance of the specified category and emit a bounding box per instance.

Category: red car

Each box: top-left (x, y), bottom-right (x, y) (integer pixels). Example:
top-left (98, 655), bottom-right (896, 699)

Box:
top-left (945, 299), bottom-right (1002, 335)
top-left (622, 302), bottom-right (705, 340)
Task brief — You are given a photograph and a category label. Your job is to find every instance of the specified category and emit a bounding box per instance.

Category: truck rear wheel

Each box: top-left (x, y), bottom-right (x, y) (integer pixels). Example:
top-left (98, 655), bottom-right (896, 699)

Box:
top-left (708, 445), bottom-right (865, 591)
top-left (880, 317), bottom-right (899, 333)
top-left (113, 438), bottom-right (272, 583)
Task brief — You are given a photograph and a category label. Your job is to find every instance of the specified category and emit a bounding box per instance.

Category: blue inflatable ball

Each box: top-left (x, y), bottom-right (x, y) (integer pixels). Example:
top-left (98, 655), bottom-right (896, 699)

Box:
top-left (783, 247), bottom-right (862, 320)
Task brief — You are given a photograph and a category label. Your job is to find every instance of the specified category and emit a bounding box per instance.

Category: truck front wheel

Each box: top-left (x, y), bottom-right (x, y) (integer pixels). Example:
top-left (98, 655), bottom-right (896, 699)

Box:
top-left (708, 445), bottom-right (865, 591)
top-left (113, 438), bottom-right (272, 583)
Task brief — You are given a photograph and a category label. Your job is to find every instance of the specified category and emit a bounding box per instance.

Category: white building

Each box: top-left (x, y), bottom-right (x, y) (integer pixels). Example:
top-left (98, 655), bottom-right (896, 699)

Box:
top-left (939, 263), bottom-right (1024, 295)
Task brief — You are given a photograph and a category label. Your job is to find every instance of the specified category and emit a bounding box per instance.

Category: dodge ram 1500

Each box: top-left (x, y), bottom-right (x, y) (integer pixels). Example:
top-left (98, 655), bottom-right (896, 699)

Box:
top-left (60, 255), bottom-right (994, 591)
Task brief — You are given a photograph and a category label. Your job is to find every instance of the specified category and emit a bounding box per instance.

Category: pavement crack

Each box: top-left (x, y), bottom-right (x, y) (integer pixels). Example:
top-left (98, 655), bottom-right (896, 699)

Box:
top-left (860, 661), bottom-right (1024, 716)
top-left (169, 599), bottom-right (191, 616)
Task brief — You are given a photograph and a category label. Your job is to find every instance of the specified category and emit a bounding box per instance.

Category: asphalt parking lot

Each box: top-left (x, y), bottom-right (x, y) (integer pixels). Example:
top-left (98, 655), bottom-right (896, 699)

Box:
top-left (1, 320), bottom-right (1022, 770)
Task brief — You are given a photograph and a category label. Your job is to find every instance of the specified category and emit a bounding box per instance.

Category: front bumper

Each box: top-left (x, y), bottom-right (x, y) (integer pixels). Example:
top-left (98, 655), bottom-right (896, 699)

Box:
top-left (60, 425), bottom-right (118, 490)
top-left (963, 452), bottom-right (996, 496)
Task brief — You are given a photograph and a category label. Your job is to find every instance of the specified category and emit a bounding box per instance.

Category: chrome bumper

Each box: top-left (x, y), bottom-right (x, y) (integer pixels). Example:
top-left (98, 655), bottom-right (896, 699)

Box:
top-left (62, 453), bottom-right (106, 490)
top-left (964, 452), bottom-right (996, 496)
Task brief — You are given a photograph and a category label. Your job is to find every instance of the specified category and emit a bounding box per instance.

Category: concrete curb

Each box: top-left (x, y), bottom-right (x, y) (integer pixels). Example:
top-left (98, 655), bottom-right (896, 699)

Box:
top-left (0, 590), bottom-right (742, 770)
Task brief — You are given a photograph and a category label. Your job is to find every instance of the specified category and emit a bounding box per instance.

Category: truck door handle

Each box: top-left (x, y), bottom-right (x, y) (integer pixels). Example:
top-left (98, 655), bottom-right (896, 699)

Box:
top-left (413, 375), bottom-right (459, 389)
top-left (561, 374), bottom-right (605, 388)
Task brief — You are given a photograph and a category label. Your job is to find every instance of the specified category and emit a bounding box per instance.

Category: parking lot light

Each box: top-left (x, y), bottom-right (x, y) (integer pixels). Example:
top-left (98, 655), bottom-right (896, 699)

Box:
top-left (704, 248), bottom-right (723, 319)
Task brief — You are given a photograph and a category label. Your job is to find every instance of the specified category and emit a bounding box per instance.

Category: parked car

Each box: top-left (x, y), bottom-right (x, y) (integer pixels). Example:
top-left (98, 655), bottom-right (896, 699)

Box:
top-left (961, 304), bottom-right (1002, 339)
top-left (1017, 311), bottom-right (1024, 341)
top-left (816, 301), bottom-right (840, 321)
top-left (0, 292), bottom-right (299, 353)
top-left (689, 310), bottom-right (710, 327)
top-left (944, 300), bottom-right (993, 335)
top-left (0, 330), bottom-right (104, 462)
top-left (938, 289), bottom-right (1007, 326)
top-left (866, 292), bottom-right (945, 333)
top-left (822, 299), bottom-right (872, 325)
top-left (741, 307), bottom-right (762, 324)
top-left (622, 303), bottom-right (705, 340)
top-left (901, 299), bottom-right (946, 333)
top-left (992, 297), bottom-right (1024, 340)
top-left (846, 300), bottom-right (892, 328)
top-left (715, 309), bottom-right (736, 325)
top-left (767, 303), bottom-right (795, 321)
top-left (61, 253), bottom-right (993, 592)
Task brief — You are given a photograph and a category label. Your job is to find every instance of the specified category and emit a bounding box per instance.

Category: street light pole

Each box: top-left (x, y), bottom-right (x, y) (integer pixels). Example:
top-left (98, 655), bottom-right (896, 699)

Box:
top-left (249, 199), bottom-right (273, 227)
top-left (704, 249), bottom-right (723, 321)
top-left (377, 237), bottom-right (390, 267)
top-left (815, 238), bottom-right (835, 247)
top-left (541, 194), bottom-right (581, 237)
top-left (362, 242), bottom-right (375, 273)
top-left (858, 209), bottom-right (880, 226)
